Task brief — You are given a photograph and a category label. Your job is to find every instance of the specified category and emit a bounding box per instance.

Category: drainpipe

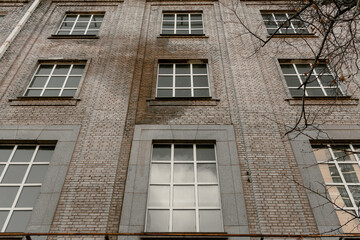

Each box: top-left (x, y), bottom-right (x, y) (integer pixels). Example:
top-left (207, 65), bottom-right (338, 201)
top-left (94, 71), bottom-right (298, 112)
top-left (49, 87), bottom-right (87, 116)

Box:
top-left (0, 0), bottom-right (41, 59)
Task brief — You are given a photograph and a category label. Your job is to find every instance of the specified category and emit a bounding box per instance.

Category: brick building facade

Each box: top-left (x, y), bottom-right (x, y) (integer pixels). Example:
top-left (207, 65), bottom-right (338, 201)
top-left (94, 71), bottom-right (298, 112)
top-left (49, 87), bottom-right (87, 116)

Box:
top-left (0, 0), bottom-right (359, 238)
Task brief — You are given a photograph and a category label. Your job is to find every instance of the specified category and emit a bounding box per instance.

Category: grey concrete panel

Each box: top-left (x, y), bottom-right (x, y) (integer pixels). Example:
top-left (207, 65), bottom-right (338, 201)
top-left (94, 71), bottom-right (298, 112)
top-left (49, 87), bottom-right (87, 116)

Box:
top-left (51, 141), bottom-right (77, 165)
top-left (125, 165), bottom-right (137, 193)
top-left (129, 193), bottom-right (147, 226)
top-left (219, 165), bottom-right (235, 194)
top-left (134, 164), bottom-right (150, 193)
top-left (235, 193), bottom-right (248, 226)
top-left (41, 165), bottom-right (70, 193)
top-left (120, 193), bottom-right (134, 226)
top-left (221, 193), bottom-right (239, 225)
top-left (232, 165), bottom-right (244, 194)
top-left (216, 141), bottom-right (231, 166)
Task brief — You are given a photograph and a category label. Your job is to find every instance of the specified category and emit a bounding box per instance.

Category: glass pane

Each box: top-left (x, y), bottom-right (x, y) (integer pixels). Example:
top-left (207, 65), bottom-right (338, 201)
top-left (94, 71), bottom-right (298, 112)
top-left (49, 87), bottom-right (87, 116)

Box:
top-left (193, 76), bottom-right (208, 87)
top-left (86, 30), bottom-right (99, 35)
top-left (296, 64), bottom-right (311, 75)
top-left (264, 21), bottom-right (277, 28)
top-left (198, 186), bottom-right (220, 207)
top-left (339, 164), bottom-right (359, 183)
top-left (176, 30), bottom-right (189, 34)
top-left (172, 210), bottom-right (196, 232)
top-left (42, 89), bottom-right (61, 97)
top-left (191, 14), bottom-right (202, 20)
top-left (285, 76), bottom-right (301, 87)
top-left (0, 165), bottom-right (3, 176)
top-left (12, 146), bottom-right (36, 162)
top-left (328, 164), bottom-right (342, 183)
top-left (2, 165), bottom-right (28, 183)
top-left (65, 76), bottom-right (81, 88)
top-left (194, 89), bottom-right (210, 97)
top-left (319, 75), bottom-right (335, 87)
top-left (175, 76), bottom-right (191, 87)
top-left (74, 22), bottom-right (88, 29)
top-left (53, 65), bottom-right (71, 75)
top-left (175, 89), bottom-right (191, 97)
top-left (306, 88), bottom-right (325, 96)
top-left (158, 76), bottom-right (172, 88)
top-left (177, 14), bottom-right (188, 21)
top-left (47, 76), bottom-right (66, 87)
top-left (174, 145), bottom-right (193, 161)
top-left (199, 210), bottom-right (223, 232)
top-left (315, 64), bottom-right (331, 74)
top-left (150, 164), bottom-right (170, 183)
top-left (93, 15), bottom-right (104, 21)
top-left (34, 146), bottom-right (55, 162)
top-left (332, 145), bottom-right (353, 161)
top-left (61, 90), bottom-right (77, 97)
top-left (36, 65), bottom-right (53, 75)
top-left (157, 89), bottom-right (172, 97)
top-left (25, 89), bottom-right (42, 97)
top-left (303, 76), bottom-right (320, 87)
top-left (78, 15), bottom-right (91, 21)
top-left (5, 210), bottom-right (32, 232)
top-left (193, 64), bottom-right (207, 74)
top-left (348, 186), bottom-right (360, 207)
top-left (162, 30), bottom-right (174, 34)
top-left (174, 164), bottom-right (194, 183)
top-left (60, 22), bottom-right (74, 29)
top-left (162, 22), bottom-right (174, 29)
top-left (70, 65), bottom-right (85, 75)
top-left (191, 30), bottom-right (203, 34)
top-left (64, 15), bottom-right (77, 21)
top-left (88, 22), bottom-right (101, 29)
top-left (261, 14), bottom-right (273, 21)
top-left (30, 76), bottom-right (48, 88)
top-left (148, 186), bottom-right (170, 207)
top-left (191, 22), bottom-right (202, 28)
top-left (0, 146), bottom-right (13, 162)
top-left (0, 211), bottom-right (9, 231)
top-left (175, 64), bottom-right (190, 74)
top-left (325, 88), bottom-right (343, 96)
top-left (328, 186), bottom-right (352, 207)
top-left (159, 64), bottom-right (173, 74)
top-left (197, 164), bottom-right (217, 182)
top-left (152, 145), bottom-right (171, 161)
top-left (72, 30), bottom-right (86, 35)
top-left (57, 30), bottom-right (70, 35)
top-left (146, 210), bottom-right (169, 232)
top-left (16, 186), bottom-right (41, 207)
top-left (196, 145), bottom-right (215, 161)
top-left (312, 146), bottom-right (332, 162)
top-left (26, 165), bottom-right (48, 183)
top-left (289, 88), bottom-right (304, 97)
top-left (163, 14), bottom-right (174, 21)
top-left (173, 186), bottom-right (195, 207)
top-left (0, 187), bottom-right (19, 207)
top-left (274, 14), bottom-right (287, 20)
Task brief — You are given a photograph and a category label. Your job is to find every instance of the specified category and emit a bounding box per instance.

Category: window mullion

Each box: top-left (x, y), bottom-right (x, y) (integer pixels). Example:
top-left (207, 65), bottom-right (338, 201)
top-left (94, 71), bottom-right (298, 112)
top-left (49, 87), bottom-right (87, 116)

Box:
top-left (59, 64), bottom-right (73, 96)
top-left (293, 64), bottom-right (307, 96)
top-left (188, 13), bottom-right (191, 34)
top-left (174, 14), bottom-right (177, 34)
top-left (70, 15), bottom-right (80, 35)
top-left (0, 146), bottom-right (16, 183)
top-left (312, 68), bottom-right (327, 96)
top-left (40, 65), bottom-right (57, 96)
top-left (190, 64), bottom-right (194, 97)
top-left (169, 144), bottom-right (174, 232)
top-left (173, 64), bottom-right (176, 97)
top-left (84, 15), bottom-right (93, 35)
top-left (194, 144), bottom-right (200, 232)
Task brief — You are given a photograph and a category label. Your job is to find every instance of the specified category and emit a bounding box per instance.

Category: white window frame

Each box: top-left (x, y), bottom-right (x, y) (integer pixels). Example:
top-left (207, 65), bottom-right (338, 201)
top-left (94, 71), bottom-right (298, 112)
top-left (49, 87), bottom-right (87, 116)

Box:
top-left (145, 143), bottom-right (223, 232)
top-left (24, 63), bottom-right (86, 97)
top-left (316, 144), bottom-right (360, 216)
top-left (161, 13), bottom-right (204, 35)
top-left (156, 63), bottom-right (211, 98)
top-left (262, 13), bottom-right (310, 34)
top-left (0, 145), bottom-right (52, 232)
top-left (56, 13), bottom-right (104, 35)
top-left (280, 63), bottom-right (346, 97)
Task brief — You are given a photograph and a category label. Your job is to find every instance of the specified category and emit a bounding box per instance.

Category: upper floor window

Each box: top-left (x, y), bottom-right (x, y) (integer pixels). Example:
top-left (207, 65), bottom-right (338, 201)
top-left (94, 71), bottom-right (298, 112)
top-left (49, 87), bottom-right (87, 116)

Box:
top-left (24, 62), bottom-right (86, 97)
top-left (56, 14), bottom-right (104, 36)
top-left (161, 13), bottom-right (203, 35)
top-left (261, 13), bottom-right (310, 35)
top-left (146, 143), bottom-right (223, 232)
top-left (313, 144), bottom-right (360, 231)
top-left (156, 62), bottom-right (210, 98)
top-left (280, 62), bottom-right (345, 97)
top-left (0, 145), bottom-right (54, 232)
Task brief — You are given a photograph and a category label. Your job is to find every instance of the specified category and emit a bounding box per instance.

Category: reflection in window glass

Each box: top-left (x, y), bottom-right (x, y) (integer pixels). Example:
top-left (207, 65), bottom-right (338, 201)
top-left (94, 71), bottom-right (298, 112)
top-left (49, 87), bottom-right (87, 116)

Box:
top-left (146, 143), bottom-right (222, 232)
top-left (0, 145), bottom-right (53, 232)
top-left (314, 144), bottom-right (360, 230)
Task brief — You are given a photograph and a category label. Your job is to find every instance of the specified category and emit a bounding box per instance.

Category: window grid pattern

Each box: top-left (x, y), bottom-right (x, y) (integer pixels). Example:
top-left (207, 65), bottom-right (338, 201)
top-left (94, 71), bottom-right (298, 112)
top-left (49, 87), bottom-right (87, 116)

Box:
top-left (280, 63), bottom-right (345, 97)
top-left (314, 144), bottom-right (360, 217)
top-left (261, 13), bottom-right (310, 34)
top-left (24, 63), bottom-right (85, 97)
top-left (157, 63), bottom-right (210, 98)
top-left (56, 14), bottom-right (104, 35)
top-left (162, 13), bottom-right (203, 35)
top-left (0, 145), bottom-right (54, 232)
top-left (146, 144), bottom-right (223, 232)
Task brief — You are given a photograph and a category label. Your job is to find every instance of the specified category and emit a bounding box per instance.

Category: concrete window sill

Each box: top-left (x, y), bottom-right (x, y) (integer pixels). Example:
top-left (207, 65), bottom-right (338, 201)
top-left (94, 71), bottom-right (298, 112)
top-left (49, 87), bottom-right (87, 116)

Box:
top-left (285, 96), bottom-right (358, 105)
top-left (147, 98), bottom-right (219, 106)
top-left (9, 97), bottom-right (80, 106)
top-left (49, 35), bottom-right (99, 39)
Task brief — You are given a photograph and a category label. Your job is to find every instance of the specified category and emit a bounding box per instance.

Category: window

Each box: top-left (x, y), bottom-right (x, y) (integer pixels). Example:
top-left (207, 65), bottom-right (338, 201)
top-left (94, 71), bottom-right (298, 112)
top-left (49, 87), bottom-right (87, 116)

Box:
top-left (313, 144), bottom-right (360, 230)
top-left (162, 13), bottom-right (203, 35)
top-left (0, 15), bottom-right (4, 22)
top-left (157, 63), bottom-right (210, 98)
top-left (0, 145), bottom-right (54, 232)
top-left (261, 13), bottom-right (310, 34)
top-left (280, 63), bottom-right (345, 97)
top-left (146, 143), bottom-right (223, 232)
top-left (24, 63), bottom-right (85, 97)
top-left (56, 14), bottom-right (104, 35)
